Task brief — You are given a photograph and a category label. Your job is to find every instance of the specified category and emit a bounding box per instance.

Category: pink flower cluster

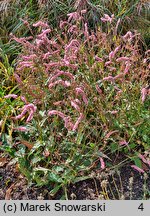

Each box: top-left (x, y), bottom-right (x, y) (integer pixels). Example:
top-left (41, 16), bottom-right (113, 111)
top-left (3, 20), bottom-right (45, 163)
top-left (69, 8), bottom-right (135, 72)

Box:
top-left (64, 39), bottom-right (80, 63)
top-left (13, 103), bottom-right (37, 123)
top-left (101, 14), bottom-right (114, 23)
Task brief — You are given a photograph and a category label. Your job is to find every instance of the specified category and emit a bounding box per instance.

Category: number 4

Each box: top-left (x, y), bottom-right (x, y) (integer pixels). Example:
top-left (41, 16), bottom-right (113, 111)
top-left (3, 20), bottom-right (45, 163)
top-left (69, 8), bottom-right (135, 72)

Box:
top-left (138, 203), bottom-right (144, 211)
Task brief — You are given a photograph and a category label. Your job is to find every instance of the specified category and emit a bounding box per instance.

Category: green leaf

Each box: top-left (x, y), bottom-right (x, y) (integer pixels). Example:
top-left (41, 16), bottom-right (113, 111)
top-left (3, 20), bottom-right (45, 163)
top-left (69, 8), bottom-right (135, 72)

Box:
top-left (18, 157), bottom-right (32, 180)
top-left (49, 184), bottom-right (62, 196)
top-left (48, 172), bottom-right (63, 183)
top-left (129, 143), bottom-right (137, 149)
top-left (73, 176), bottom-right (91, 183)
top-left (83, 159), bottom-right (91, 167)
top-left (132, 157), bottom-right (142, 169)
top-left (90, 143), bottom-right (96, 148)
top-left (53, 166), bottom-right (64, 173)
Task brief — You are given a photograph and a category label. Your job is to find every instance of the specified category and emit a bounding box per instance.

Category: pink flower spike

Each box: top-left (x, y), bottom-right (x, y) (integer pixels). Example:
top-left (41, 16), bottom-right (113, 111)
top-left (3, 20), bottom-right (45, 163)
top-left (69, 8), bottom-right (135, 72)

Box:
top-left (67, 12), bottom-right (80, 22)
top-left (131, 165), bottom-right (145, 173)
top-left (141, 88), bottom-right (148, 103)
top-left (59, 21), bottom-right (69, 28)
top-left (20, 96), bottom-right (28, 104)
top-left (74, 98), bottom-right (81, 105)
top-left (115, 18), bottom-right (121, 34)
top-left (109, 46), bottom-right (120, 60)
top-left (13, 109), bottom-right (28, 120)
top-left (66, 39), bottom-right (80, 50)
top-left (37, 29), bottom-right (51, 39)
top-left (119, 140), bottom-right (128, 146)
top-left (24, 104), bottom-right (37, 112)
top-left (68, 25), bottom-right (78, 34)
top-left (49, 70), bottom-right (74, 83)
top-left (18, 61), bottom-right (33, 70)
top-left (49, 80), bottom-right (71, 89)
top-left (72, 113), bottom-right (84, 131)
top-left (13, 103), bottom-right (37, 121)
top-left (103, 76), bottom-right (114, 82)
top-left (116, 57), bottom-right (130, 62)
top-left (114, 73), bottom-right (125, 80)
top-left (99, 157), bottom-right (105, 169)
top-left (105, 130), bottom-right (119, 139)
top-left (71, 100), bottom-right (80, 112)
top-left (64, 116), bottom-right (74, 131)
top-left (22, 54), bottom-right (37, 61)
top-left (123, 31), bottom-right (133, 40)
top-left (48, 110), bottom-right (73, 130)
top-left (4, 94), bottom-right (18, 99)
top-left (75, 87), bottom-right (88, 105)
top-left (33, 21), bottom-right (49, 28)
top-left (114, 86), bottom-right (122, 92)
top-left (124, 62), bottom-right (131, 74)
top-left (13, 126), bottom-right (28, 132)
top-left (84, 23), bottom-right (89, 39)
top-left (105, 61), bottom-right (112, 66)
top-left (109, 51), bottom-right (115, 60)
top-left (94, 56), bottom-right (103, 62)
top-left (96, 84), bottom-right (102, 95)
top-left (81, 9), bottom-right (87, 14)
top-left (48, 110), bottom-right (65, 119)
top-left (26, 109), bottom-right (34, 122)
top-left (53, 101), bottom-right (64, 106)
top-left (146, 160), bottom-right (150, 167)
top-left (114, 46), bottom-right (120, 54)
top-left (14, 73), bottom-right (22, 84)
top-left (107, 66), bottom-right (116, 71)
top-left (101, 14), bottom-right (114, 23)
top-left (138, 154), bottom-right (148, 164)
top-left (109, 110), bottom-right (118, 114)
top-left (35, 39), bottom-right (43, 47)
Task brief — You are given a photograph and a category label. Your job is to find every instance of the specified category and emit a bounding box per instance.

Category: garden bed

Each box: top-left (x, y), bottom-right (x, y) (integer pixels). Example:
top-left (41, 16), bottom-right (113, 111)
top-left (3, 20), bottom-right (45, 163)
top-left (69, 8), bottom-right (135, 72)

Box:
top-left (0, 152), bottom-right (149, 200)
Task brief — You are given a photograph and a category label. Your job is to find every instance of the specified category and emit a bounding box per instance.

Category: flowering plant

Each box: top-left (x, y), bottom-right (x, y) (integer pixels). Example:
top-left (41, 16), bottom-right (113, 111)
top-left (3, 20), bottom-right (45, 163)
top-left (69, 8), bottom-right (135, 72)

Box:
top-left (1, 11), bottom-right (149, 194)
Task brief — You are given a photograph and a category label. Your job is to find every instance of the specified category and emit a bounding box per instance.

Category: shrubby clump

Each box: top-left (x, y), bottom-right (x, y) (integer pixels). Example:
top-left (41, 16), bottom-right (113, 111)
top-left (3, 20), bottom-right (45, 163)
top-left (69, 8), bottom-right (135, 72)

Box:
top-left (1, 11), bottom-right (149, 194)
